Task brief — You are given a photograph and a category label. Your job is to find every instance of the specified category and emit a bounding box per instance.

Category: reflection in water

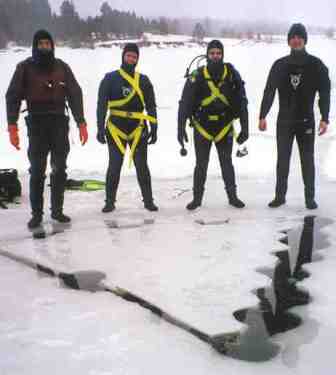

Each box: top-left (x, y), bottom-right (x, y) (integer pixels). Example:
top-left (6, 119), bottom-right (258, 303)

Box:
top-left (225, 216), bottom-right (332, 362)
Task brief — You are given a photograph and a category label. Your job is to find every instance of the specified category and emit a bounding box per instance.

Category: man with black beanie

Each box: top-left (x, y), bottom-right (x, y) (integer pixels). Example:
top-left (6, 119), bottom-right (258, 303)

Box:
top-left (178, 39), bottom-right (249, 210)
top-left (96, 43), bottom-right (158, 212)
top-left (259, 23), bottom-right (330, 210)
top-left (6, 29), bottom-right (88, 229)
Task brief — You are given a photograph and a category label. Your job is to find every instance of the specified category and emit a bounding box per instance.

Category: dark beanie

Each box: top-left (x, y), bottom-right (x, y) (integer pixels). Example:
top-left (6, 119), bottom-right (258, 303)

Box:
top-left (207, 39), bottom-right (224, 56)
top-left (288, 23), bottom-right (308, 45)
top-left (32, 29), bottom-right (54, 52)
top-left (122, 43), bottom-right (139, 62)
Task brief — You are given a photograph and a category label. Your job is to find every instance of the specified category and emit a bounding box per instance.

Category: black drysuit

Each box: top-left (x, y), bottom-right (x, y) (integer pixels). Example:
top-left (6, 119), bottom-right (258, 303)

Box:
top-left (178, 63), bottom-right (249, 201)
top-left (6, 57), bottom-right (85, 217)
top-left (260, 50), bottom-right (330, 201)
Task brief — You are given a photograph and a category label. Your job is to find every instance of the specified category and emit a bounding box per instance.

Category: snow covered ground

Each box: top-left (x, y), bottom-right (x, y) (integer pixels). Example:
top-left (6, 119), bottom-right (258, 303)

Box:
top-left (1, 36), bottom-right (336, 374)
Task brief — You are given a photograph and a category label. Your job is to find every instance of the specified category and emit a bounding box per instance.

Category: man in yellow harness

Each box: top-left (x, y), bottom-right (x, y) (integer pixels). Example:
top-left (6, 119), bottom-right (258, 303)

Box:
top-left (178, 40), bottom-right (249, 210)
top-left (97, 43), bottom-right (158, 212)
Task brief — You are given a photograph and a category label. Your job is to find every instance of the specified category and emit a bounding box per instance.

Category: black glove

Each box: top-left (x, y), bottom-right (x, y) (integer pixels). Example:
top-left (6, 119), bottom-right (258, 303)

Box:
top-left (147, 125), bottom-right (157, 145)
top-left (236, 130), bottom-right (248, 145)
top-left (97, 129), bottom-right (106, 144)
top-left (178, 125), bottom-right (188, 147)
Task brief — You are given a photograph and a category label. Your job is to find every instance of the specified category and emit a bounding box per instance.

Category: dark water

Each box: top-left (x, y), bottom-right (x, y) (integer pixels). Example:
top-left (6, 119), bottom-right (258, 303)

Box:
top-left (222, 216), bottom-right (333, 362)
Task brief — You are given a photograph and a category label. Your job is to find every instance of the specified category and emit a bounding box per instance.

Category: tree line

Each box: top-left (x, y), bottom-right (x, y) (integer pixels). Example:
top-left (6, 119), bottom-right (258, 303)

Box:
top-left (0, 0), bottom-right (177, 48)
top-left (0, 0), bottom-right (334, 49)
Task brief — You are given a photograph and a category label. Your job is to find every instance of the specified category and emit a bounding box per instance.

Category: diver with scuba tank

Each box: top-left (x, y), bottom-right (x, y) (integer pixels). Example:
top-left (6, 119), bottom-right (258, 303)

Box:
top-left (178, 39), bottom-right (249, 210)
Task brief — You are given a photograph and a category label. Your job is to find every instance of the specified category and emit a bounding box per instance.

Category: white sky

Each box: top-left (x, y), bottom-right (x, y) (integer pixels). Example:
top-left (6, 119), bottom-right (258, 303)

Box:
top-left (49, 0), bottom-right (336, 26)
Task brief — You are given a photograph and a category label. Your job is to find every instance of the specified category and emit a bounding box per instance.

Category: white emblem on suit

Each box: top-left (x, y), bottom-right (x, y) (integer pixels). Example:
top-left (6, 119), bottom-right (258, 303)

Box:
top-left (122, 86), bottom-right (132, 97)
top-left (290, 74), bottom-right (302, 90)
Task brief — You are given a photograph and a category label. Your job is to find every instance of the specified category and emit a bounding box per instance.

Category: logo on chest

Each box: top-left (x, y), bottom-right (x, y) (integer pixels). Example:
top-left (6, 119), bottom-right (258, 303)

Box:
top-left (122, 86), bottom-right (132, 97)
top-left (290, 74), bottom-right (302, 90)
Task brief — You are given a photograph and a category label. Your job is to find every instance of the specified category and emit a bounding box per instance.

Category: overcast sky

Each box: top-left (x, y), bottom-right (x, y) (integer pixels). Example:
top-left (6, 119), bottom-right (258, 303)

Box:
top-left (49, 0), bottom-right (336, 26)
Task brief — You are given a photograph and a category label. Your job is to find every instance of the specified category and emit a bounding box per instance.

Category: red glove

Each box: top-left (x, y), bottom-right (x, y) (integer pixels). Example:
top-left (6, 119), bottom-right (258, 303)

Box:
top-left (8, 124), bottom-right (20, 150)
top-left (79, 123), bottom-right (88, 145)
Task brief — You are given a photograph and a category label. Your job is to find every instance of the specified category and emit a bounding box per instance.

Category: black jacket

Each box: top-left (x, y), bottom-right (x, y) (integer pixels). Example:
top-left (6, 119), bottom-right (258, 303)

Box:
top-left (6, 58), bottom-right (85, 125)
top-left (97, 69), bottom-right (157, 134)
top-left (178, 63), bottom-right (248, 133)
top-left (259, 51), bottom-right (330, 123)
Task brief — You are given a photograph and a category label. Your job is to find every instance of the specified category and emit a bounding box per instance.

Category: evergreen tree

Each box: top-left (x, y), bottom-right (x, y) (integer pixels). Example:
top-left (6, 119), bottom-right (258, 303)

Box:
top-left (193, 23), bottom-right (205, 41)
top-left (158, 17), bottom-right (169, 35)
top-left (58, 0), bottom-right (80, 40)
top-left (100, 2), bottom-right (113, 38)
top-left (31, 0), bottom-right (52, 31)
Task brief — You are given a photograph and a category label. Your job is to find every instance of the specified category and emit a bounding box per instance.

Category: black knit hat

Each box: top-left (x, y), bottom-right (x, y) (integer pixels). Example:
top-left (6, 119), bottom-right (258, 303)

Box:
top-left (207, 39), bottom-right (224, 57)
top-left (32, 29), bottom-right (54, 52)
top-left (288, 23), bottom-right (308, 45)
top-left (122, 43), bottom-right (139, 62)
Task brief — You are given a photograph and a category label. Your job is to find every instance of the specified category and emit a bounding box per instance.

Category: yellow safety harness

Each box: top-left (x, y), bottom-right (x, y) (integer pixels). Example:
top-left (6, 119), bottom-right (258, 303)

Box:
top-left (201, 65), bottom-right (230, 107)
top-left (193, 118), bottom-right (233, 143)
top-left (107, 68), bottom-right (157, 167)
top-left (193, 65), bottom-right (235, 143)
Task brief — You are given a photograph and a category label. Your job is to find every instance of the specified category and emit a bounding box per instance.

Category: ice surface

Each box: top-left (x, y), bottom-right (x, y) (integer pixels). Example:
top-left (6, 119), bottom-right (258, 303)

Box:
top-left (1, 35), bottom-right (336, 374)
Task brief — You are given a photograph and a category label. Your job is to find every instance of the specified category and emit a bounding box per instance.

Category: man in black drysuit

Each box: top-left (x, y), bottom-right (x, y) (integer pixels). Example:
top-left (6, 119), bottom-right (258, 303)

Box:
top-left (178, 39), bottom-right (249, 210)
top-left (6, 30), bottom-right (88, 229)
top-left (96, 43), bottom-right (158, 212)
top-left (259, 23), bottom-right (330, 209)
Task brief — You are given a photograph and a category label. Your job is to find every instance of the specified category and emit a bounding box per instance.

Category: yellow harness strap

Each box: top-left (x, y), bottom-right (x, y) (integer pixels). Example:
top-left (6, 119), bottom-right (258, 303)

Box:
top-left (201, 65), bottom-right (230, 107)
top-left (106, 69), bottom-right (157, 167)
top-left (109, 109), bottom-right (157, 125)
top-left (208, 115), bottom-right (219, 121)
top-left (107, 69), bottom-right (144, 109)
top-left (193, 119), bottom-right (234, 143)
top-left (107, 89), bottom-right (136, 109)
top-left (107, 121), bottom-right (144, 168)
top-left (118, 68), bottom-right (145, 107)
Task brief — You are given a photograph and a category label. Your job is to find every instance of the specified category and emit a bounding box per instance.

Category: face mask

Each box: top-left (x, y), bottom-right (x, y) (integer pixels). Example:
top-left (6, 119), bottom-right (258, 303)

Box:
top-left (39, 47), bottom-right (52, 53)
top-left (34, 47), bottom-right (55, 68)
top-left (207, 58), bottom-right (224, 77)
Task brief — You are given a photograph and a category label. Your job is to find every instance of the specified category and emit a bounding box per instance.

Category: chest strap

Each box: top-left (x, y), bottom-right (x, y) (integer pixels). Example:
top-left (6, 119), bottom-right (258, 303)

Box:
top-left (108, 69), bottom-right (145, 110)
top-left (201, 65), bottom-right (230, 108)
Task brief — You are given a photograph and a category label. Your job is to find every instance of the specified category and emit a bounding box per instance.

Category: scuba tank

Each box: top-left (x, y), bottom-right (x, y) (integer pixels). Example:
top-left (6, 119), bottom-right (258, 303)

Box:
top-left (180, 55), bottom-right (207, 157)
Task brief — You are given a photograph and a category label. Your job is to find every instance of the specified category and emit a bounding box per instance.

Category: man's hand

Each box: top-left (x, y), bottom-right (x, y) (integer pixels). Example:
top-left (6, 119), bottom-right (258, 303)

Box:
top-left (236, 130), bottom-right (249, 145)
top-left (8, 124), bottom-right (20, 150)
top-left (318, 120), bottom-right (328, 136)
top-left (259, 118), bottom-right (267, 132)
top-left (178, 126), bottom-right (188, 147)
top-left (147, 125), bottom-right (157, 145)
top-left (97, 129), bottom-right (106, 144)
top-left (79, 123), bottom-right (88, 145)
